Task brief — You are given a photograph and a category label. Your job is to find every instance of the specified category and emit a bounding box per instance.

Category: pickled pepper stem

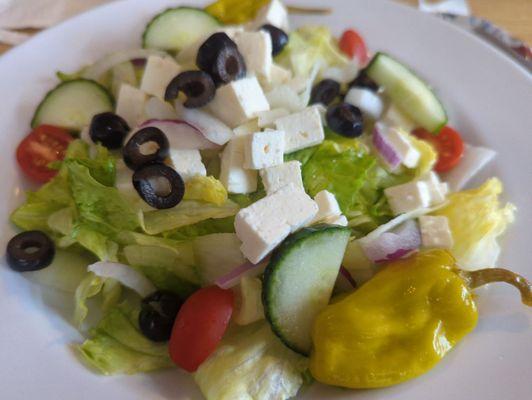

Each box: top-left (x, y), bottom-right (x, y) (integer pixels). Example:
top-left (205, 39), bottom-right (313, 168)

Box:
top-left (459, 268), bottom-right (532, 307)
top-left (287, 6), bottom-right (332, 15)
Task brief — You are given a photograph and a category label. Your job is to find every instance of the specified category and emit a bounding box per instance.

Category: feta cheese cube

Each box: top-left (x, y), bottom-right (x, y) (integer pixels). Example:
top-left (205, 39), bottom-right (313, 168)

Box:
top-left (256, 108), bottom-right (290, 128)
top-left (266, 86), bottom-right (302, 112)
top-left (260, 161), bottom-right (303, 195)
top-left (209, 76), bottom-right (270, 127)
top-left (234, 119), bottom-right (260, 136)
top-left (324, 214), bottom-right (349, 227)
top-left (421, 171), bottom-right (449, 205)
top-left (262, 63), bottom-right (292, 90)
top-left (116, 84), bottom-right (147, 128)
top-left (235, 183), bottom-right (318, 263)
top-left (168, 149), bottom-right (206, 181)
top-left (140, 56), bottom-right (181, 99)
top-left (384, 181), bottom-right (431, 215)
top-left (377, 125), bottom-right (421, 169)
top-left (220, 135), bottom-right (258, 193)
top-left (234, 31), bottom-right (273, 79)
top-left (419, 215), bottom-right (453, 249)
top-left (345, 87), bottom-right (384, 119)
top-left (312, 190), bottom-right (342, 221)
top-left (275, 106), bottom-right (325, 153)
top-left (243, 130), bottom-right (285, 170)
top-left (249, 0), bottom-right (289, 31)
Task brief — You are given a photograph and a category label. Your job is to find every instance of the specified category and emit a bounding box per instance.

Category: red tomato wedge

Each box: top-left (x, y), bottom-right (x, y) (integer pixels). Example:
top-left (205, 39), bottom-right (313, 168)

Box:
top-left (169, 286), bottom-right (234, 372)
top-left (412, 126), bottom-right (465, 173)
top-left (16, 125), bottom-right (73, 183)
top-left (339, 29), bottom-right (369, 66)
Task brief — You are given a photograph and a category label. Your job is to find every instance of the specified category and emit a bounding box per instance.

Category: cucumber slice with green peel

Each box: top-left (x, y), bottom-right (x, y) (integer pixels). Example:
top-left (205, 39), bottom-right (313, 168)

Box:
top-left (366, 52), bottom-right (448, 134)
top-left (31, 79), bottom-right (114, 130)
top-left (262, 225), bottom-right (351, 355)
top-left (142, 7), bottom-right (221, 52)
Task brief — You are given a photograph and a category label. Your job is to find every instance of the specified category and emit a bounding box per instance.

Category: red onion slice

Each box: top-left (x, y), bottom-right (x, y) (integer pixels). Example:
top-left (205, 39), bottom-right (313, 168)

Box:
top-left (140, 119), bottom-right (220, 150)
top-left (372, 122), bottom-right (401, 169)
top-left (214, 260), bottom-right (268, 290)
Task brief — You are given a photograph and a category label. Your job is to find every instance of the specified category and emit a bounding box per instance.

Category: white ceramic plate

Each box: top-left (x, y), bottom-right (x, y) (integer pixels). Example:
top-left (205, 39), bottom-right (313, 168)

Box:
top-left (0, 0), bottom-right (531, 399)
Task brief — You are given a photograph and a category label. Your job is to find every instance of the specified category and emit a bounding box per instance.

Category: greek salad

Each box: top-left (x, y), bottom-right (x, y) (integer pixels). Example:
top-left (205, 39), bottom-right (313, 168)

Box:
top-left (6, 0), bottom-right (530, 399)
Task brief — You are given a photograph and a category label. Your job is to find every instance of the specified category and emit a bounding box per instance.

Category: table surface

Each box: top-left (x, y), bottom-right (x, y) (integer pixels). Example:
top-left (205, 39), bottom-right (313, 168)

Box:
top-left (0, 0), bottom-right (530, 55)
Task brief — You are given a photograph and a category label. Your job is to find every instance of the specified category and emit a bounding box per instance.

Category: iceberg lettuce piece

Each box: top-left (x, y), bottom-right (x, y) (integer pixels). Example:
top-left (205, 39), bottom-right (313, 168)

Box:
top-left (433, 178), bottom-right (515, 269)
top-left (194, 322), bottom-right (308, 400)
top-left (183, 176), bottom-right (228, 205)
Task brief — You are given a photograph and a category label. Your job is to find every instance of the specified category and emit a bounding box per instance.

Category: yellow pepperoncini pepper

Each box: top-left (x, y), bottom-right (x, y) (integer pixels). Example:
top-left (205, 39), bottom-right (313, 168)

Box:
top-left (205, 0), bottom-right (270, 24)
top-left (310, 249), bottom-right (531, 389)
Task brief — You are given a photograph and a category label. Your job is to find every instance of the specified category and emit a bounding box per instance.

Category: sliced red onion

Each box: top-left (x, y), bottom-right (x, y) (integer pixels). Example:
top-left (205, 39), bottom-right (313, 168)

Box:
top-left (359, 220), bottom-right (421, 264)
top-left (83, 49), bottom-right (166, 81)
top-left (441, 144), bottom-right (496, 191)
top-left (180, 108), bottom-right (233, 145)
top-left (334, 266), bottom-right (357, 293)
top-left (88, 262), bottom-right (156, 297)
top-left (215, 260), bottom-right (268, 290)
top-left (140, 119), bottom-right (220, 150)
top-left (372, 123), bottom-right (401, 170)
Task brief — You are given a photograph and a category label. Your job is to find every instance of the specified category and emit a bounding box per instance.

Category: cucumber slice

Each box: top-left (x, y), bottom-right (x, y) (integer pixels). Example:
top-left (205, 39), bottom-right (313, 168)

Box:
top-left (262, 225), bottom-right (351, 355)
top-left (31, 79), bottom-right (114, 130)
top-left (142, 7), bottom-right (221, 52)
top-left (366, 52), bottom-right (448, 133)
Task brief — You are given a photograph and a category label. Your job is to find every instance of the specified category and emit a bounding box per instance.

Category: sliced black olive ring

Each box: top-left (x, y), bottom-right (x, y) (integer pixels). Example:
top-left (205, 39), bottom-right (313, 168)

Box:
top-left (132, 163), bottom-right (185, 209)
top-left (89, 112), bottom-right (130, 150)
top-left (123, 127), bottom-right (170, 170)
top-left (164, 71), bottom-right (216, 108)
top-left (6, 230), bottom-right (55, 272)
top-left (139, 290), bottom-right (183, 342)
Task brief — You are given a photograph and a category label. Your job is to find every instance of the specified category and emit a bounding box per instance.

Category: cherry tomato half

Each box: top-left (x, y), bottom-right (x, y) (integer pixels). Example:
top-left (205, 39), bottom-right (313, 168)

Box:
top-left (16, 125), bottom-right (73, 183)
top-left (412, 126), bottom-right (465, 173)
top-left (339, 29), bottom-right (369, 66)
top-left (169, 286), bottom-right (234, 372)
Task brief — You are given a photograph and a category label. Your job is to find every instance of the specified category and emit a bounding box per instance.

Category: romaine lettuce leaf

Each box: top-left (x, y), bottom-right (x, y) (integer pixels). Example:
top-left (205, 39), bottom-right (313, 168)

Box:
top-left (194, 322), bottom-right (308, 400)
top-left (78, 302), bottom-right (173, 375)
top-left (433, 178), bottom-right (515, 269)
top-left (74, 272), bottom-right (105, 327)
top-left (164, 217), bottom-right (236, 240)
top-left (183, 176), bottom-right (228, 205)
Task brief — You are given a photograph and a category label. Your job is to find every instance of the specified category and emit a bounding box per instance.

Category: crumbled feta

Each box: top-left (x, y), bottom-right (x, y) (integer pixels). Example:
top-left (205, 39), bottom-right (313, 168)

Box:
top-left (313, 190), bottom-right (342, 221)
top-left (275, 106), bottom-right (325, 153)
top-left (243, 130), bottom-right (285, 170)
top-left (256, 108), bottom-right (290, 128)
top-left (260, 160), bottom-right (303, 195)
top-left (248, 0), bottom-right (289, 31)
top-left (140, 55), bottom-right (181, 99)
top-left (209, 76), bottom-right (270, 127)
top-left (384, 181), bottom-right (431, 215)
top-left (220, 135), bottom-right (258, 193)
top-left (345, 87), bottom-right (384, 120)
top-left (168, 149), bottom-right (206, 181)
top-left (116, 84), bottom-right (147, 128)
top-left (235, 183), bottom-right (318, 263)
top-left (234, 31), bottom-right (273, 80)
top-left (419, 215), bottom-right (453, 249)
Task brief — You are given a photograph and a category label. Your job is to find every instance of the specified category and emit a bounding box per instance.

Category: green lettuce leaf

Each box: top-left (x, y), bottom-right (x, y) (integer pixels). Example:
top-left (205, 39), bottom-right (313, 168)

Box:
top-left (433, 178), bottom-right (515, 269)
top-left (194, 322), bottom-right (308, 400)
top-left (78, 302), bottom-right (173, 375)
top-left (74, 272), bottom-right (105, 327)
top-left (183, 176), bottom-right (228, 205)
top-left (163, 217), bottom-right (236, 240)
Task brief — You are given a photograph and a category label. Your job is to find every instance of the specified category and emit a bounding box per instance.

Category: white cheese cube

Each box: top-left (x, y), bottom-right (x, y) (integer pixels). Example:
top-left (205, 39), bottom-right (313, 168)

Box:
top-left (345, 87), bottom-right (384, 120)
top-left (243, 130), bottom-right (285, 170)
top-left (234, 276), bottom-right (264, 325)
top-left (313, 190), bottom-right (342, 222)
top-left (419, 215), bottom-right (453, 249)
top-left (140, 56), bottom-right (181, 99)
top-left (168, 149), bottom-right (206, 181)
top-left (275, 106), bottom-right (325, 153)
top-left (384, 181), bottom-right (431, 215)
top-left (209, 76), bottom-right (270, 128)
top-left (116, 84), bottom-right (147, 128)
top-left (324, 214), bottom-right (348, 227)
top-left (260, 160), bottom-right (303, 195)
top-left (249, 0), bottom-right (289, 30)
top-left (421, 171), bottom-right (449, 205)
top-left (262, 63), bottom-right (292, 90)
top-left (234, 119), bottom-right (260, 137)
top-left (266, 86), bottom-right (302, 112)
top-left (382, 126), bottom-right (421, 169)
top-left (235, 183), bottom-right (318, 263)
top-left (234, 31), bottom-right (273, 79)
top-left (256, 108), bottom-right (290, 128)
top-left (220, 135), bottom-right (258, 193)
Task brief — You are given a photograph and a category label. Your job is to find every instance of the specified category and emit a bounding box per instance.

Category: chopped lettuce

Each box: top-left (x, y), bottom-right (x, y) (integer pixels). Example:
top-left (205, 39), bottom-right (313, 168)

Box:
top-left (183, 176), bottom-right (228, 205)
top-left (141, 200), bottom-right (239, 235)
top-left (433, 178), bottom-right (515, 269)
top-left (301, 139), bottom-right (412, 233)
top-left (74, 272), bottom-right (105, 327)
top-left (276, 26), bottom-right (348, 78)
top-left (78, 302), bottom-right (173, 375)
top-left (194, 322), bottom-right (308, 400)
top-left (164, 217), bottom-right (236, 240)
